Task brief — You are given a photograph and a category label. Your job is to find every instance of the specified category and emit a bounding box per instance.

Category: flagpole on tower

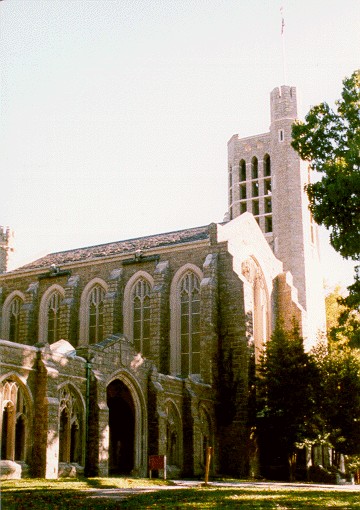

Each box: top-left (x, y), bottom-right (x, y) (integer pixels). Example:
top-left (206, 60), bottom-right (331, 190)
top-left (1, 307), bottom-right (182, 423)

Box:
top-left (280, 6), bottom-right (288, 85)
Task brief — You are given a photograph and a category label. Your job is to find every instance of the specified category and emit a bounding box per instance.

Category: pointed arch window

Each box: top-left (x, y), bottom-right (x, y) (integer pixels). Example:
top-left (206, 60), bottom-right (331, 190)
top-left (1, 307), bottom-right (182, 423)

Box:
top-left (9, 297), bottom-right (21, 343)
top-left (89, 285), bottom-right (105, 344)
top-left (180, 272), bottom-right (200, 376)
top-left (239, 159), bottom-right (246, 181)
top-left (263, 154), bottom-right (271, 177)
top-left (2, 292), bottom-right (25, 343)
top-left (59, 386), bottom-right (83, 464)
top-left (132, 278), bottom-right (151, 356)
top-left (47, 292), bottom-right (61, 344)
top-left (166, 401), bottom-right (182, 467)
top-left (251, 157), bottom-right (258, 179)
top-left (1, 380), bottom-right (28, 462)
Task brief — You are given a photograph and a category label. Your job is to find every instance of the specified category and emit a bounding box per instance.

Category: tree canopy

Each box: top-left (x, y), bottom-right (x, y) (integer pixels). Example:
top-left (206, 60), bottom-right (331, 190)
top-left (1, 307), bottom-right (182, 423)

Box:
top-left (291, 70), bottom-right (360, 338)
top-left (256, 323), bottom-right (320, 479)
top-left (291, 70), bottom-right (360, 261)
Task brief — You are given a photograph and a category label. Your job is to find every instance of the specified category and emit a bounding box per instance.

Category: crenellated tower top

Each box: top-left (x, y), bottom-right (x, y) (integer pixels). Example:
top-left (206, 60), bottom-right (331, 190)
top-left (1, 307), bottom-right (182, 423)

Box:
top-left (0, 226), bottom-right (15, 273)
top-left (270, 85), bottom-right (297, 124)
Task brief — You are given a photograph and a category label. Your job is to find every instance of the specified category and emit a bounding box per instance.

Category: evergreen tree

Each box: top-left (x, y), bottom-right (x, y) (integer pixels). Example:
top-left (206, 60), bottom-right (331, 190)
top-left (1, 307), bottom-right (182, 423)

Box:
top-left (256, 323), bottom-right (319, 480)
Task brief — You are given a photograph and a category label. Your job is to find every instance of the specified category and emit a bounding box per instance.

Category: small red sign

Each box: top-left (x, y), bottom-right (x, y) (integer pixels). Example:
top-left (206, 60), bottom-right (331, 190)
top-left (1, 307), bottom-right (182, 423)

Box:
top-left (149, 455), bottom-right (166, 470)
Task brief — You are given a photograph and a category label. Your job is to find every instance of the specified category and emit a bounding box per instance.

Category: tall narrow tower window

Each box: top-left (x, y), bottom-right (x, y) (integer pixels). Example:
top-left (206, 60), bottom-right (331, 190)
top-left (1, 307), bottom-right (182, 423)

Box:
top-left (252, 181), bottom-right (259, 197)
top-left (279, 129), bottom-right (284, 142)
top-left (264, 179), bottom-right (272, 195)
top-left (251, 157), bottom-right (258, 179)
top-left (263, 154), bottom-right (271, 176)
top-left (265, 197), bottom-right (272, 214)
top-left (252, 200), bottom-right (259, 216)
top-left (240, 184), bottom-right (247, 200)
top-left (265, 216), bottom-right (273, 233)
top-left (239, 160), bottom-right (246, 181)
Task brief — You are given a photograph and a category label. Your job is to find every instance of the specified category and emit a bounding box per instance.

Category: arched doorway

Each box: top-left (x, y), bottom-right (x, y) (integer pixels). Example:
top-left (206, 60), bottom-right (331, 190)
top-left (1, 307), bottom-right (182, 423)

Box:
top-left (107, 380), bottom-right (135, 475)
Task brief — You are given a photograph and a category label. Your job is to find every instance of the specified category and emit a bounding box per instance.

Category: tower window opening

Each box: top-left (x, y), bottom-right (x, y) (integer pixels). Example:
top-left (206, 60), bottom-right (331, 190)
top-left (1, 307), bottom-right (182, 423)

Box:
top-left (240, 184), bottom-right (247, 200)
top-left (265, 197), bottom-right (272, 214)
top-left (252, 181), bottom-right (259, 197)
top-left (279, 129), bottom-right (284, 142)
top-left (240, 202), bottom-right (247, 214)
top-left (264, 155), bottom-right (271, 176)
top-left (251, 157), bottom-right (258, 179)
top-left (265, 216), bottom-right (273, 233)
top-left (239, 160), bottom-right (246, 181)
top-left (252, 200), bottom-right (259, 216)
top-left (264, 178), bottom-right (272, 195)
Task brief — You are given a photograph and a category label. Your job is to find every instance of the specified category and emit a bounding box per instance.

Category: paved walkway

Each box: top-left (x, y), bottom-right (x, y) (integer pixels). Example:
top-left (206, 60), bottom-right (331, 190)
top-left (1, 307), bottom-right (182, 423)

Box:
top-left (85, 479), bottom-right (360, 503)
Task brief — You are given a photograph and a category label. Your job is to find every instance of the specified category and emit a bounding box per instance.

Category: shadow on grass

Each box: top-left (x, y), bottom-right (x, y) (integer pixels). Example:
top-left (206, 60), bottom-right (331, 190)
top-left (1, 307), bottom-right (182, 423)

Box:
top-left (117, 487), bottom-right (360, 509)
top-left (2, 486), bottom-right (359, 510)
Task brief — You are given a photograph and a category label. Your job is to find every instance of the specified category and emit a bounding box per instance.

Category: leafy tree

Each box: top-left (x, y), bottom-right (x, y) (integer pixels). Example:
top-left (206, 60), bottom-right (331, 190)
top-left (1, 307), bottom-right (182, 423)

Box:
top-left (256, 323), bottom-right (320, 480)
top-left (325, 284), bottom-right (360, 348)
top-left (313, 341), bottom-right (360, 461)
top-left (291, 70), bottom-right (360, 260)
top-left (291, 70), bottom-right (360, 337)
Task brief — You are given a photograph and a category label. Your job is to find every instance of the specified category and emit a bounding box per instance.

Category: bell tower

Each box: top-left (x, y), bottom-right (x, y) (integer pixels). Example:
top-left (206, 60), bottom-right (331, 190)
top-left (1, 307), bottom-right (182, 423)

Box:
top-left (227, 86), bottom-right (325, 343)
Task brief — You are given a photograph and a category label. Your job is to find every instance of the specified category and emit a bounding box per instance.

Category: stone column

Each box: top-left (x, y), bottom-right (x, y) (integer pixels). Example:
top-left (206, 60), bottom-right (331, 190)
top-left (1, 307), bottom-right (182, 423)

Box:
top-left (34, 354), bottom-right (60, 478)
top-left (86, 369), bottom-right (109, 477)
top-left (200, 253), bottom-right (218, 384)
top-left (151, 261), bottom-right (170, 373)
top-left (23, 282), bottom-right (39, 345)
top-left (61, 275), bottom-right (80, 344)
top-left (103, 269), bottom-right (123, 339)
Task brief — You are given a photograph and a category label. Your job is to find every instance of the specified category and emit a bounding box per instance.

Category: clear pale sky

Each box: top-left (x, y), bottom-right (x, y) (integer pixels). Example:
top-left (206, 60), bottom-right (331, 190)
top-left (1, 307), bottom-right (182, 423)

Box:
top-left (0, 0), bottom-right (359, 289)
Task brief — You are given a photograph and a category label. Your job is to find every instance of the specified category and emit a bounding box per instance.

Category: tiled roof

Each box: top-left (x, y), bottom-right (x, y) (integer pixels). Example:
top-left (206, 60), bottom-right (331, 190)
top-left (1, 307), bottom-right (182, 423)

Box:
top-left (14, 225), bottom-right (211, 272)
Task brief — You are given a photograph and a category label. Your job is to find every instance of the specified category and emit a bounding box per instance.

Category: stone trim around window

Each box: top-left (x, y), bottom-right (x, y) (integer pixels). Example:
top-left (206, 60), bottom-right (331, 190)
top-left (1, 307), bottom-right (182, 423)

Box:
top-left (1, 291), bottom-right (26, 342)
top-left (170, 264), bottom-right (203, 376)
top-left (79, 278), bottom-right (109, 345)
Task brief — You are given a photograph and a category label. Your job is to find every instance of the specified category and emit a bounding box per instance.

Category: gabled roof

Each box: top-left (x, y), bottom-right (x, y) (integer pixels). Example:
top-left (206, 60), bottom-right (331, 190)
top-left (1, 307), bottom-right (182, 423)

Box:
top-left (13, 224), bottom-right (211, 272)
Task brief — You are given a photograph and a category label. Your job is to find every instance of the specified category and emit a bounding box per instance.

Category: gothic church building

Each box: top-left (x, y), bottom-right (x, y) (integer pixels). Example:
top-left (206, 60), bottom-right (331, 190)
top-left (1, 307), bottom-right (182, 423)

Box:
top-left (0, 86), bottom-right (325, 479)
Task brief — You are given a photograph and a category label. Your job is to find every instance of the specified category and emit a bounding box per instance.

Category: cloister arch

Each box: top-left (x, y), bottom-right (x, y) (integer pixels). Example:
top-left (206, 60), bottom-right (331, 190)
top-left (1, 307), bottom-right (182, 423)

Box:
top-left (106, 370), bottom-right (147, 476)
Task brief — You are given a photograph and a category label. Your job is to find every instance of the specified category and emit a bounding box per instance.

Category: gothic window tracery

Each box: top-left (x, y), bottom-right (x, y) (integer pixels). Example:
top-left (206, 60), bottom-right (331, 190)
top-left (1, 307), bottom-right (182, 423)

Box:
top-left (165, 401), bottom-right (181, 467)
top-left (1, 292), bottom-right (25, 343)
top-left (132, 278), bottom-right (151, 356)
top-left (1, 380), bottom-right (28, 462)
top-left (59, 386), bottom-right (82, 464)
top-left (47, 292), bottom-right (61, 344)
top-left (9, 297), bottom-right (21, 343)
top-left (88, 285), bottom-right (105, 344)
top-left (180, 272), bottom-right (200, 376)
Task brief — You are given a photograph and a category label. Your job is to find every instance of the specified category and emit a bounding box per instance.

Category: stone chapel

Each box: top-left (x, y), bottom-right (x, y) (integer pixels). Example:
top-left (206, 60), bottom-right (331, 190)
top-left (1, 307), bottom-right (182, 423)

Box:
top-left (0, 85), bottom-right (325, 479)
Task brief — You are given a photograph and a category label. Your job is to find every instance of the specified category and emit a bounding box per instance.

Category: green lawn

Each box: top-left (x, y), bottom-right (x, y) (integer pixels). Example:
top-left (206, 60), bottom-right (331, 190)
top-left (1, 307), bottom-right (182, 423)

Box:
top-left (1, 478), bottom-right (359, 509)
